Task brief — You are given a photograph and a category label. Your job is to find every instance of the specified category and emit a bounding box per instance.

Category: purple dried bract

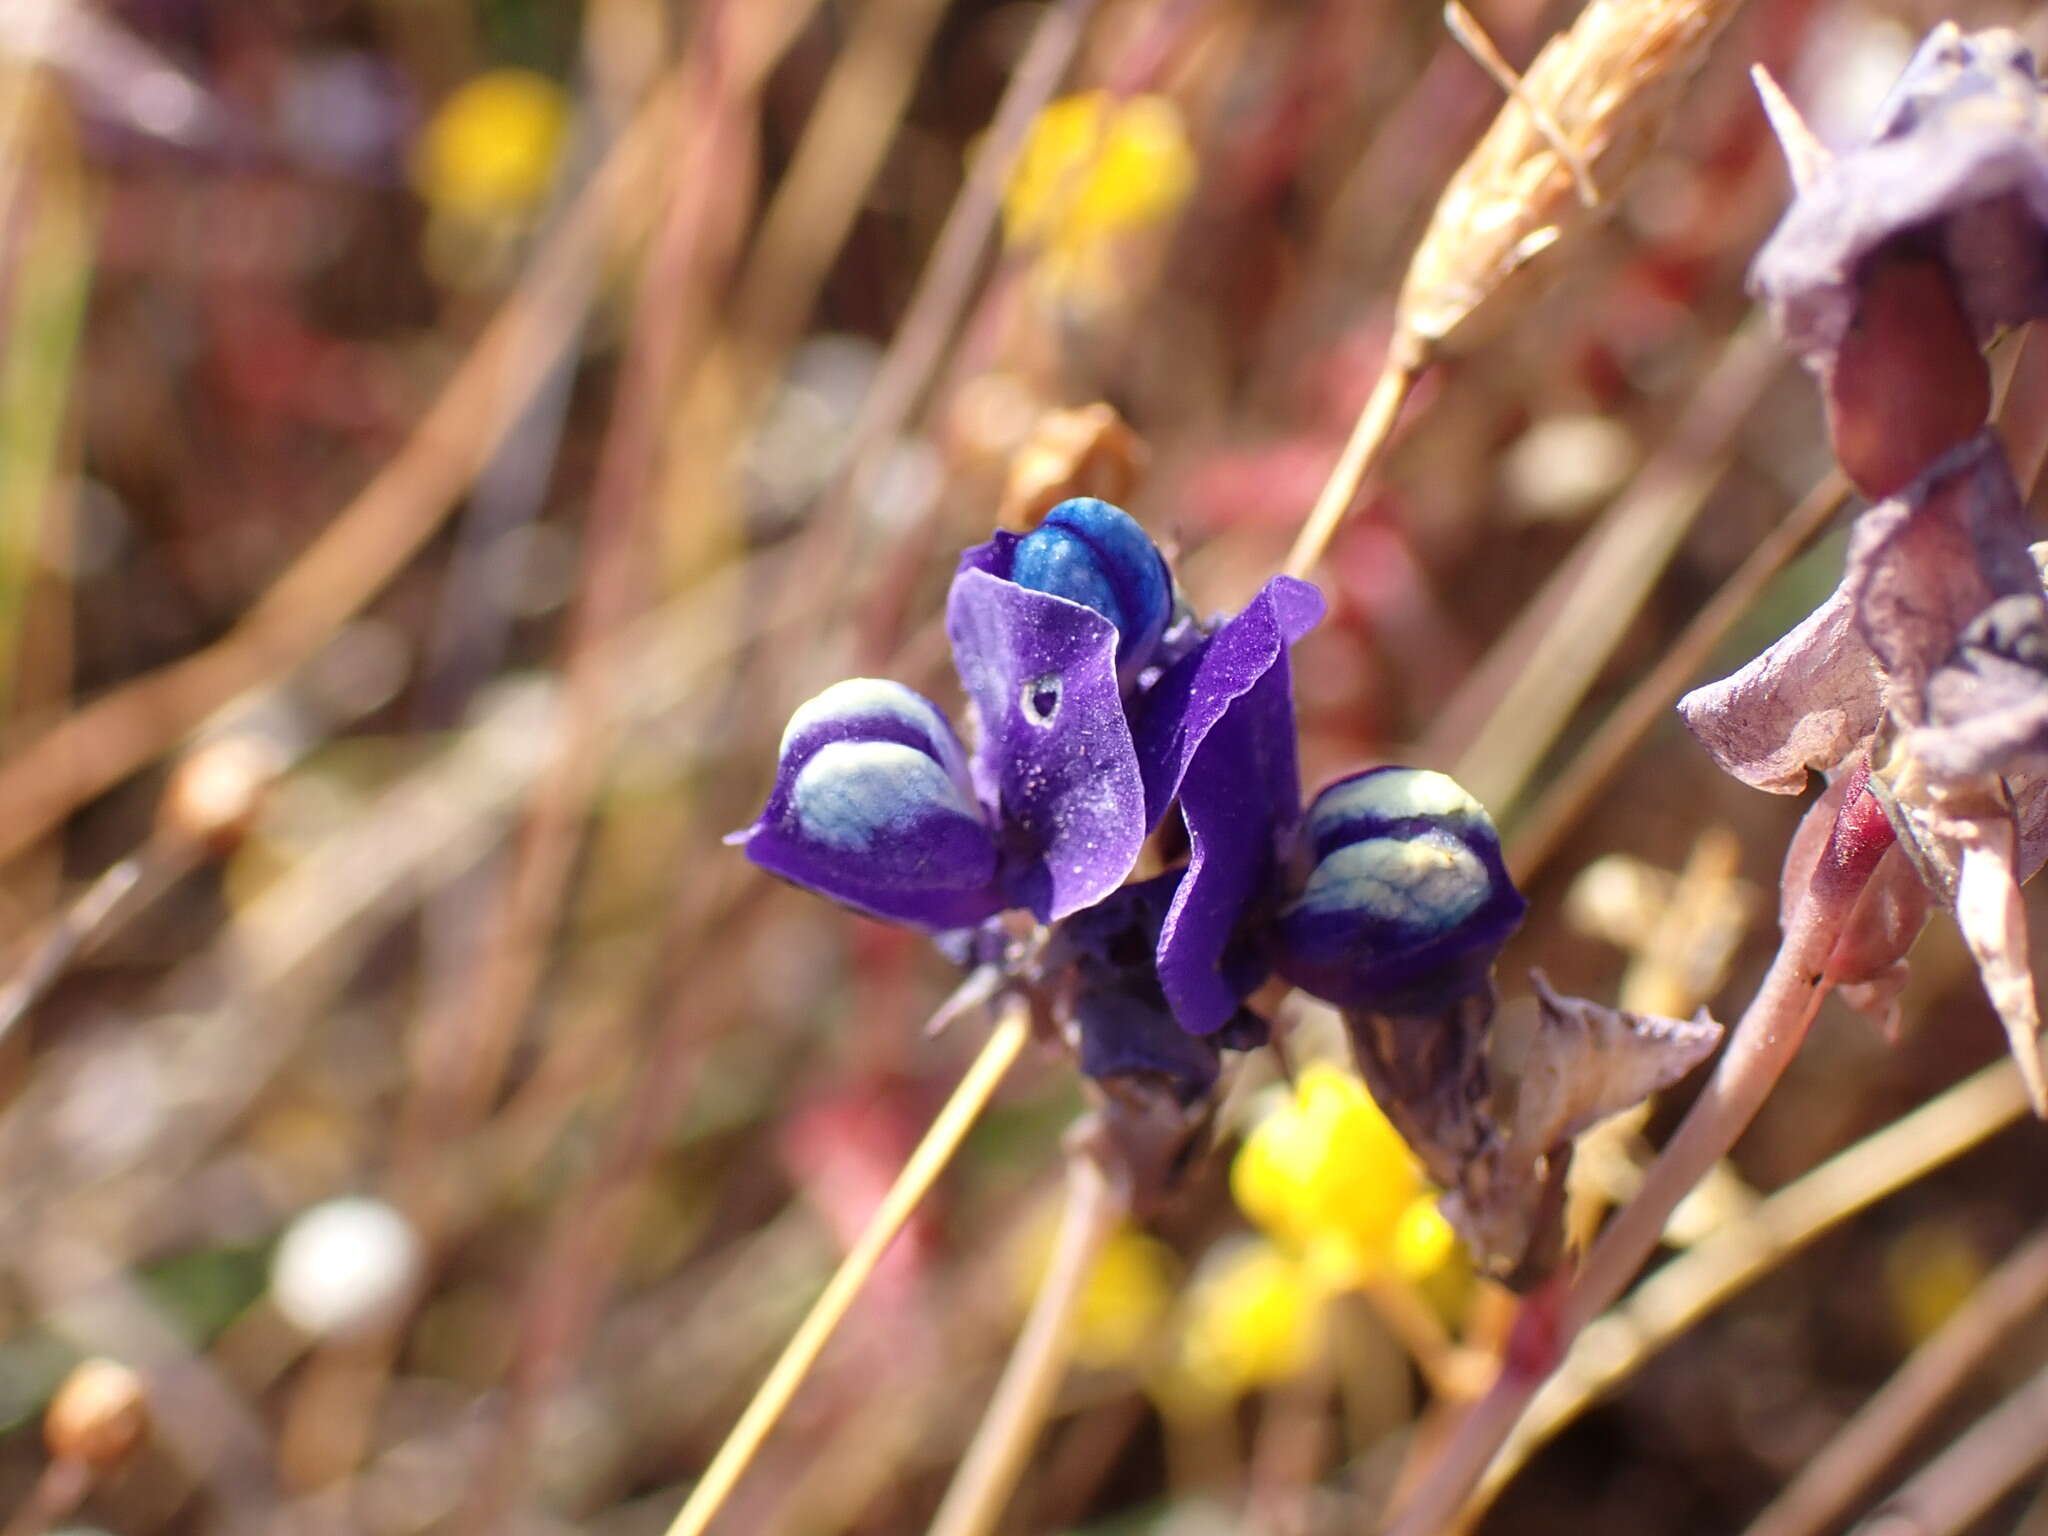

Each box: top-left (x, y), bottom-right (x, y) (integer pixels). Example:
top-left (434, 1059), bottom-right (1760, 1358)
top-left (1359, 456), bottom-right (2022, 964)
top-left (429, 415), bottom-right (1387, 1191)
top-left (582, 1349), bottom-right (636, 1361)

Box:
top-left (1680, 432), bottom-right (2048, 1109)
top-left (1749, 28), bottom-right (2048, 495)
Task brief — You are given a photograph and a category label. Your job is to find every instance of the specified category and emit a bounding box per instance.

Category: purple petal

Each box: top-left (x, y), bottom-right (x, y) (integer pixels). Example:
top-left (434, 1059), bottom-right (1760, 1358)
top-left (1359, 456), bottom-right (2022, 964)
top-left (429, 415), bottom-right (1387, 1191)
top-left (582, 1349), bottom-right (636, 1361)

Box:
top-left (1676, 578), bottom-right (1883, 793)
top-left (1055, 872), bottom-right (1240, 1103)
top-left (1272, 768), bottom-right (1525, 1014)
top-left (735, 678), bottom-right (1004, 930)
top-left (1133, 576), bottom-right (1325, 824)
top-left (946, 566), bottom-right (1147, 921)
top-left (1132, 578), bottom-right (1324, 1033)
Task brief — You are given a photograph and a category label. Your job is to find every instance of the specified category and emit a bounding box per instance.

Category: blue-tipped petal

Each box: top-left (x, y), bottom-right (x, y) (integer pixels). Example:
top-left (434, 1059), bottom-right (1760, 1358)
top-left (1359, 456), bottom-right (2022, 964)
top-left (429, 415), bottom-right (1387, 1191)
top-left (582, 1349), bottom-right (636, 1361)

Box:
top-left (736, 678), bottom-right (1005, 931)
top-left (970, 498), bottom-right (1174, 681)
top-left (1271, 767), bottom-right (1526, 1013)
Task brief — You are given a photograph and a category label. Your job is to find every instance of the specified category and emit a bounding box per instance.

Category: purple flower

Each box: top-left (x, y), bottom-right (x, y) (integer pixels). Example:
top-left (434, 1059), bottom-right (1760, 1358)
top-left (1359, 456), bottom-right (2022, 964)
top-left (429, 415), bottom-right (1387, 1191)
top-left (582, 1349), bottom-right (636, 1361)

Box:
top-left (736, 499), bottom-right (1175, 929)
top-left (730, 677), bottom-right (1007, 931)
top-left (1269, 767), bottom-right (1526, 1014)
top-left (1680, 432), bottom-right (2048, 1110)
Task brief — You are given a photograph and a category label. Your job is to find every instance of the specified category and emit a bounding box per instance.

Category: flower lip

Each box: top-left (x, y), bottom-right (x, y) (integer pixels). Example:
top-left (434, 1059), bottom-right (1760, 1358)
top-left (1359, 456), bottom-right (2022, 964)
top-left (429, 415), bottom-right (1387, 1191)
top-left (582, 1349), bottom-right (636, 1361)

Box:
top-left (735, 677), bottom-right (1005, 932)
top-left (983, 498), bottom-right (1174, 680)
top-left (1271, 767), bottom-right (1526, 1014)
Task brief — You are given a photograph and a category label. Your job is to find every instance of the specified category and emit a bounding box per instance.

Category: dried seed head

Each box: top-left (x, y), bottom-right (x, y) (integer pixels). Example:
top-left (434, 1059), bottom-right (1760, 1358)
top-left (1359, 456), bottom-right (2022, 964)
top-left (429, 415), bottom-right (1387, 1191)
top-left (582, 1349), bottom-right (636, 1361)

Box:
top-left (1399, 0), bottom-right (1740, 352)
top-left (44, 1358), bottom-right (147, 1470)
top-left (157, 734), bottom-right (286, 856)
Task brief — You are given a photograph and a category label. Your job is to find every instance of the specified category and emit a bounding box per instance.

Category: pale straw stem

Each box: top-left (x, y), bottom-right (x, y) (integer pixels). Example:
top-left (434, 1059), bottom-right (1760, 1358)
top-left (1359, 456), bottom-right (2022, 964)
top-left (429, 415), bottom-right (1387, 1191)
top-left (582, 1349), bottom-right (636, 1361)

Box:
top-left (926, 1148), bottom-right (1122, 1536)
top-left (1845, 1362), bottom-right (2048, 1536)
top-left (664, 1003), bottom-right (1031, 1536)
top-left (1282, 348), bottom-right (1423, 581)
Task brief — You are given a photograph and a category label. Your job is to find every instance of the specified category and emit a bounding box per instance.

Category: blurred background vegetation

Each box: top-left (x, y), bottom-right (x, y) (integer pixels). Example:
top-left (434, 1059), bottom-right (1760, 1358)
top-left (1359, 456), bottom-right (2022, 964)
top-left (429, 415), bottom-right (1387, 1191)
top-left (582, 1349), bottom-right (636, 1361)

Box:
top-left (0, 0), bottom-right (2043, 1532)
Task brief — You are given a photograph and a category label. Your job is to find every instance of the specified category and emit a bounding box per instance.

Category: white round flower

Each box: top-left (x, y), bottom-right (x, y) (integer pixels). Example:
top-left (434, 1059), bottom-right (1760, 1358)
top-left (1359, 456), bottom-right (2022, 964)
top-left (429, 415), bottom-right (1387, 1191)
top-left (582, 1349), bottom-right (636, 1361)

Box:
top-left (270, 1197), bottom-right (423, 1340)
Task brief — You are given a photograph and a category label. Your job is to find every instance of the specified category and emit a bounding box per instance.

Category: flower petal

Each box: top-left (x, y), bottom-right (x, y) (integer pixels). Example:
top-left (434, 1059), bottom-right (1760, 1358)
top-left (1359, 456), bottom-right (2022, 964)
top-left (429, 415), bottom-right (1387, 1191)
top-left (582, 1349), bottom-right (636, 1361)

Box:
top-left (965, 498), bottom-right (1175, 682)
top-left (947, 565), bottom-right (1147, 920)
top-left (1134, 576), bottom-right (1325, 1034)
top-left (1132, 575), bottom-right (1325, 825)
top-left (1054, 871), bottom-right (1259, 1103)
top-left (1272, 767), bottom-right (1525, 1014)
top-left (1676, 579), bottom-right (1882, 793)
top-left (738, 678), bottom-right (1004, 930)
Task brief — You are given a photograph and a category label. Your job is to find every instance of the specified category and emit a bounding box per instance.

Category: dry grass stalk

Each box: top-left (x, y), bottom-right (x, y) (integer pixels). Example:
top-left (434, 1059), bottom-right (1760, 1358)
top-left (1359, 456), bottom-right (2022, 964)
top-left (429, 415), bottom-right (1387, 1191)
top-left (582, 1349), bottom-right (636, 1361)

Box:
top-left (1285, 0), bottom-right (1743, 578)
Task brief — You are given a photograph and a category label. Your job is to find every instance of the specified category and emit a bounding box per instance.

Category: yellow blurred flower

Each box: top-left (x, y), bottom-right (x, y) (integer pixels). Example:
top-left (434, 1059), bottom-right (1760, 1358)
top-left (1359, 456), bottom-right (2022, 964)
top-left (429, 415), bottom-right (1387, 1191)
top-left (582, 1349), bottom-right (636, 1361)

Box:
top-left (1012, 1209), bottom-right (1177, 1371)
top-left (1883, 1222), bottom-right (1986, 1349)
top-left (1232, 1063), bottom-right (1445, 1288)
top-left (414, 68), bottom-right (570, 226)
top-left (1000, 91), bottom-right (1195, 305)
top-left (1159, 1237), bottom-right (1326, 1417)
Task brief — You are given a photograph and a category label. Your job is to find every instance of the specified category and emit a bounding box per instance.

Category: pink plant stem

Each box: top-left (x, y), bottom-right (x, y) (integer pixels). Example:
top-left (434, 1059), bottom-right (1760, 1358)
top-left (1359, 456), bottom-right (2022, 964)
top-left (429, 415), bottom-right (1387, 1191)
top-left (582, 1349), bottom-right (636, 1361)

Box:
top-left (1385, 879), bottom-right (1853, 1535)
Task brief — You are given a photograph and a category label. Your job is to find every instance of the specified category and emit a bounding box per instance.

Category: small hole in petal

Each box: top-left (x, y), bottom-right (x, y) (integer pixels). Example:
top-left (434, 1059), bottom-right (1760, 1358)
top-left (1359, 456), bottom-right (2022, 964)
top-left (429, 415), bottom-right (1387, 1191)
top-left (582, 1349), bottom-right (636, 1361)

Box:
top-left (1021, 674), bottom-right (1063, 727)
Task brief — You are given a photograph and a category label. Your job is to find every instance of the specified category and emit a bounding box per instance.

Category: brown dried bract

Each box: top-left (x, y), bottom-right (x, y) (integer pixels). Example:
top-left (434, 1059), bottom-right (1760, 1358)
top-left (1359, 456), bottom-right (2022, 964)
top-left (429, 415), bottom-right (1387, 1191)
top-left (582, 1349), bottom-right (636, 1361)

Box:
top-left (998, 404), bottom-right (1147, 530)
top-left (1398, 0), bottom-right (1740, 352)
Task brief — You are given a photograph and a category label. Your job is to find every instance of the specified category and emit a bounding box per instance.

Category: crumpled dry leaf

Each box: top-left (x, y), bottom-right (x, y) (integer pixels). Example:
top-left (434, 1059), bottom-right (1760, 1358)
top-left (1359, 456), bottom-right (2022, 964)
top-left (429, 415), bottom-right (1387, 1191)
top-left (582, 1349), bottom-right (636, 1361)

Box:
top-left (1953, 808), bottom-right (2048, 1112)
top-left (1685, 439), bottom-right (2048, 1112)
top-left (1344, 974), bottom-right (1722, 1289)
top-left (1846, 436), bottom-right (2041, 716)
top-left (1507, 974), bottom-right (1723, 1159)
top-left (1675, 579), bottom-right (1882, 794)
top-left (1751, 24), bottom-right (2048, 376)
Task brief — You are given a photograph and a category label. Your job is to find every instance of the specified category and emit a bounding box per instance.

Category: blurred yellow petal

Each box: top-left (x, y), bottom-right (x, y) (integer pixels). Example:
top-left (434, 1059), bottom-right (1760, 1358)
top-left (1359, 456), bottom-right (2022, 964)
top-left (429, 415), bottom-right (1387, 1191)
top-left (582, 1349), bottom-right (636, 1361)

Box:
top-left (1391, 1196), bottom-right (1458, 1283)
top-left (414, 68), bottom-right (570, 225)
top-left (1231, 1063), bottom-right (1424, 1278)
top-left (1011, 1205), bottom-right (1176, 1371)
top-left (1000, 91), bottom-right (1195, 307)
top-left (1160, 1239), bottom-right (1326, 1417)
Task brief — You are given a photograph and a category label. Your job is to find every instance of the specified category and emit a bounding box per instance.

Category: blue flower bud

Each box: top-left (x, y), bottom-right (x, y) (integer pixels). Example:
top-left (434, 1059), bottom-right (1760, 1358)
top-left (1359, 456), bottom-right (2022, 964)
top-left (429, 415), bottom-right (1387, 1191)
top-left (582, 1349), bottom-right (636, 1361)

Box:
top-left (1008, 498), bottom-right (1172, 678)
top-left (1270, 767), bottom-right (1526, 1013)
top-left (733, 678), bottom-right (1005, 931)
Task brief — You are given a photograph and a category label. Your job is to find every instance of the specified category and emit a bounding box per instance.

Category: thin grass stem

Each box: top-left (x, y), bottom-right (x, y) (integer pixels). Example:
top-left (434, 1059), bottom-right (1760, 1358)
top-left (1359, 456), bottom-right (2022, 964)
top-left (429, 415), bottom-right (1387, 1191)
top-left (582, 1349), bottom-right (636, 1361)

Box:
top-left (1476, 1057), bottom-right (2032, 1521)
top-left (665, 1003), bottom-right (1032, 1536)
top-left (1281, 350), bottom-right (1421, 581)
top-left (927, 1146), bottom-right (1121, 1536)
top-left (1743, 1219), bottom-right (2048, 1536)
top-left (1504, 467), bottom-right (1850, 882)
top-left (1845, 1362), bottom-right (2048, 1536)
top-left (1386, 877), bottom-right (1850, 1534)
